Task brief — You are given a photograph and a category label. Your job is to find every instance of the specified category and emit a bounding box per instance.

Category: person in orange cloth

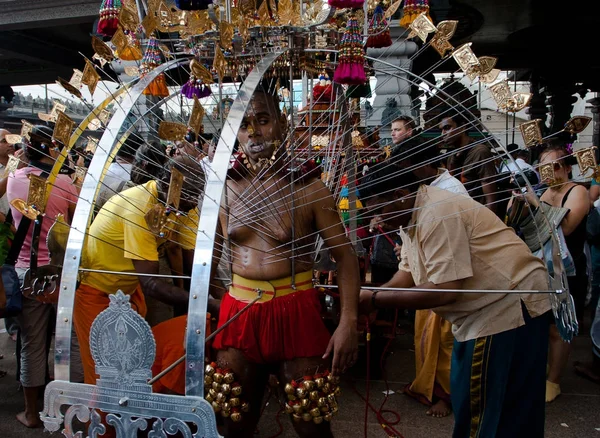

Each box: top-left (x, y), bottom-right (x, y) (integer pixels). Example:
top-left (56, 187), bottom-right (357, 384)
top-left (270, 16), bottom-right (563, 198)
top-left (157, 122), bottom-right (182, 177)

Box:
top-left (73, 154), bottom-right (207, 386)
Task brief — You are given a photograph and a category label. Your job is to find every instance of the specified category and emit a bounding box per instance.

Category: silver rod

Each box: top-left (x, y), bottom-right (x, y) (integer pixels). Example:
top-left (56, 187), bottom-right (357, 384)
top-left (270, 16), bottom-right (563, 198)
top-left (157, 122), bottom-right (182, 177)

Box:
top-left (288, 31), bottom-right (296, 288)
top-left (78, 268), bottom-right (191, 279)
top-left (148, 291), bottom-right (263, 385)
top-left (316, 284), bottom-right (563, 294)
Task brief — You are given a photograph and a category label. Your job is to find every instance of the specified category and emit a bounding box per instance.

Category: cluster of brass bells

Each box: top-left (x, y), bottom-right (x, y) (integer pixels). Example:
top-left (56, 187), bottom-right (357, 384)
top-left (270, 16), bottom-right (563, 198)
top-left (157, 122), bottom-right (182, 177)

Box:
top-left (204, 362), bottom-right (249, 422)
top-left (284, 371), bottom-right (341, 424)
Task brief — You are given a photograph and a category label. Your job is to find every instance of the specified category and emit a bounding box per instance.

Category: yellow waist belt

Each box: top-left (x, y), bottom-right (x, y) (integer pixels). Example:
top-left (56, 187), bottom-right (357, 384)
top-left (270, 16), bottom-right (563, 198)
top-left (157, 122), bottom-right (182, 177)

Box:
top-left (229, 270), bottom-right (315, 303)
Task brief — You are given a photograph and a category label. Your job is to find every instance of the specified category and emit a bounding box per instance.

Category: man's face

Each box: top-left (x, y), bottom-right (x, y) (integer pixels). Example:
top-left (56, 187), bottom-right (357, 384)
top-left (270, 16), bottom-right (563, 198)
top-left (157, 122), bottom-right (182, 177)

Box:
top-left (390, 121), bottom-right (412, 145)
top-left (237, 93), bottom-right (285, 161)
top-left (0, 129), bottom-right (14, 159)
top-left (439, 117), bottom-right (465, 147)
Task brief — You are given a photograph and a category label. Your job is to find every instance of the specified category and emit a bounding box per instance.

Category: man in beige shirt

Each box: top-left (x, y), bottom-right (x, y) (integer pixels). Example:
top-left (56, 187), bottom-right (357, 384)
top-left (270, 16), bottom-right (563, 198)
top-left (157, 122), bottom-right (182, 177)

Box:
top-left (358, 145), bottom-right (551, 438)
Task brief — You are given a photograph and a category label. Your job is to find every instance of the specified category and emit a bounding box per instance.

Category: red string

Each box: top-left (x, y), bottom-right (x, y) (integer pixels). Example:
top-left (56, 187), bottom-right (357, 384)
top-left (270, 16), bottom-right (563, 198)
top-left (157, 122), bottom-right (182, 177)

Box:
top-left (355, 309), bottom-right (404, 438)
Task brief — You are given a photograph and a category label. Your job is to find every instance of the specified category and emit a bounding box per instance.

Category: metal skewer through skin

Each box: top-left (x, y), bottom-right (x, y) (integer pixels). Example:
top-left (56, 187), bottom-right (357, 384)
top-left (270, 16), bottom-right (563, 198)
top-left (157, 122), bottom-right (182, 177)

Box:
top-left (316, 284), bottom-right (564, 294)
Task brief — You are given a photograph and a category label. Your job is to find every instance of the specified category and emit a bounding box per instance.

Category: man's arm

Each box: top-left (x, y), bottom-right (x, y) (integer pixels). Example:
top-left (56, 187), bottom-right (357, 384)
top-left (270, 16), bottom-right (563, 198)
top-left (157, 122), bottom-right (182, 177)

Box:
top-left (360, 278), bottom-right (461, 314)
top-left (132, 259), bottom-right (190, 306)
top-left (311, 179), bottom-right (359, 375)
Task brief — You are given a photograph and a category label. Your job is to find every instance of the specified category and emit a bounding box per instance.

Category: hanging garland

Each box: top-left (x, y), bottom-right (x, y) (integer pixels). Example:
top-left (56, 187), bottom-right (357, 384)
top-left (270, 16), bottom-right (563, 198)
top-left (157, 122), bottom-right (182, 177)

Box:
top-left (333, 15), bottom-right (366, 85)
top-left (97, 0), bottom-right (122, 37)
top-left (366, 3), bottom-right (392, 48)
top-left (399, 0), bottom-right (431, 28)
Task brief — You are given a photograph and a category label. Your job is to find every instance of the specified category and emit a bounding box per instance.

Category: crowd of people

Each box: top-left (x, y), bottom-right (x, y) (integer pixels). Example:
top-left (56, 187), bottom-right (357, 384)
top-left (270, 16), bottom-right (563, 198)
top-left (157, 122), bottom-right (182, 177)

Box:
top-left (0, 85), bottom-right (598, 438)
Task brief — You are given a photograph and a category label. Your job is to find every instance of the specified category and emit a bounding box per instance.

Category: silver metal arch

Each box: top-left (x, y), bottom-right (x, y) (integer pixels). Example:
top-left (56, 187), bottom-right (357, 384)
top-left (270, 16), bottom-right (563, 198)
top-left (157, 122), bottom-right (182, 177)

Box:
top-left (53, 59), bottom-right (187, 381)
top-left (185, 51), bottom-right (284, 397)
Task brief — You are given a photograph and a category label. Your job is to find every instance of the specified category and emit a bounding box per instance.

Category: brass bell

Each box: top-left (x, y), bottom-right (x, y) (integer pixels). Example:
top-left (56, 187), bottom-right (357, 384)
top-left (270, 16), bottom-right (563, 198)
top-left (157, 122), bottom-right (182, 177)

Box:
top-left (221, 409), bottom-right (230, 418)
top-left (302, 412), bottom-right (312, 422)
top-left (284, 383), bottom-right (296, 395)
top-left (216, 393), bottom-right (226, 404)
top-left (208, 389), bottom-right (218, 399)
top-left (211, 401), bottom-right (222, 412)
top-left (221, 383), bottom-right (231, 395)
top-left (212, 381), bottom-right (221, 391)
top-left (205, 393), bottom-right (214, 403)
top-left (313, 415), bottom-right (324, 424)
top-left (231, 384), bottom-right (243, 397)
top-left (213, 373), bottom-right (224, 384)
top-left (334, 386), bottom-right (341, 396)
top-left (287, 394), bottom-right (297, 401)
top-left (327, 394), bottom-right (336, 405)
top-left (222, 402), bottom-right (231, 412)
top-left (230, 412), bottom-right (242, 422)
top-left (293, 403), bottom-right (303, 414)
top-left (300, 398), bottom-right (310, 409)
top-left (309, 390), bottom-right (319, 401)
top-left (310, 407), bottom-right (321, 417)
top-left (241, 402), bottom-right (250, 413)
top-left (285, 403), bottom-right (294, 414)
top-left (293, 413), bottom-right (302, 423)
top-left (328, 375), bottom-right (340, 385)
top-left (317, 397), bottom-right (327, 408)
top-left (303, 380), bottom-right (315, 391)
top-left (296, 388), bottom-right (307, 399)
top-left (205, 364), bottom-right (215, 376)
top-left (322, 383), bottom-right (331, 394)
top-left (331, 406), bottom-right (339, 415)
top-left (324, 413), bottom-right (333, 422)
top-left (320, 404), bottom-right (330, 413)
top-left (224, 372), bottom-right (235, 384)
top-left (315, 377), bottom-right (325, 388)
top-left (204, 375), bottom-right (213, 386)
top-left (229, 397), bottom-right (240, 407)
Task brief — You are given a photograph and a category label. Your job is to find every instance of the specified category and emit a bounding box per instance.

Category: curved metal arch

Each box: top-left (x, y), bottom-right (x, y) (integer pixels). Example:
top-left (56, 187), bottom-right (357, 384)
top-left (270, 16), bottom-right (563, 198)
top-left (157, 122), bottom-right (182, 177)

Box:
top-left (185, 51), bottom-right (285, 397)
top-left (54, 59), bottom-right (188, 381)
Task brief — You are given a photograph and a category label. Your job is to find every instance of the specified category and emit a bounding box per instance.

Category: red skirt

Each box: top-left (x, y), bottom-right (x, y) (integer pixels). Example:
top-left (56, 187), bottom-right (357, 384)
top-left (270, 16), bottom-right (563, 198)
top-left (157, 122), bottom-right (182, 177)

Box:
top-left (213, 288), bottom-right (331, 364)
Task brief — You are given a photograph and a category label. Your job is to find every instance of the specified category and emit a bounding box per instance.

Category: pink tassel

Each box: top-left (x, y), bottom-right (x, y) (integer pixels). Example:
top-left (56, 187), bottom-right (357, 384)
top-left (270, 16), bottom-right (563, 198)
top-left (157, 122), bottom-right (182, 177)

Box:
top-left (333, 15), bottom-right (366, 86)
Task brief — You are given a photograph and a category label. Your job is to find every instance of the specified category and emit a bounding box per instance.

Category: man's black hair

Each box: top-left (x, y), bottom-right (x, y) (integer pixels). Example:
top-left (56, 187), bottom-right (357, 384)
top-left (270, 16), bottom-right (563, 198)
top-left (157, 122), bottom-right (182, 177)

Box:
top-left (441, 110), bottom-right (469, 128)
top-left (26, 125), bottom-right (54, 161)
top-left (391, 115), bottom-right (416, 130)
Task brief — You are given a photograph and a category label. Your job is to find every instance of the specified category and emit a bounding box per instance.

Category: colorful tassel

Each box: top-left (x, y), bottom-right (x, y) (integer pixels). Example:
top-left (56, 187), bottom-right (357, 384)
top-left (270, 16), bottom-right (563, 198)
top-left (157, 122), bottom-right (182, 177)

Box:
top-left (328, 0), bottom-right (364, 8)
top-left (97, 0), bottom-right (122, 37)
top-left (140, 38), bottom-right (170, 97)
top-left (400, 0), bottom-right (431, 28)
top-left (366, 4), bottom-right (392, 48)
top-left (175, 0), bottom-right (213, 10)
top-left (181, 75), bottom-right (212, 99)
top-left (333, 16), bottom-right (366, 86)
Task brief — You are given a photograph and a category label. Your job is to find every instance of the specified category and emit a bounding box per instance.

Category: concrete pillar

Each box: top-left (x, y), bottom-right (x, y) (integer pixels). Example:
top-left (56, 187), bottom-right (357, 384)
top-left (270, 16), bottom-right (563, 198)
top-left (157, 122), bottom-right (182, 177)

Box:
top-left (366, 23), bottom-right (418, 145)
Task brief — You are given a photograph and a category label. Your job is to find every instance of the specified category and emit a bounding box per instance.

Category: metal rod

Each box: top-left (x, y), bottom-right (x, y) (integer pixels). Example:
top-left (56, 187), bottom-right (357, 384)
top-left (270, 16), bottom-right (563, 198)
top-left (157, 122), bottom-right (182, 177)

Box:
top-left (288, 31), bottom-right (296, 289)
top-left (316, 284), bottom-right (564, 294)
top-left (78, 268), bottom-right (191, 279)
top-left (148, 291), bottom-right (263, 385)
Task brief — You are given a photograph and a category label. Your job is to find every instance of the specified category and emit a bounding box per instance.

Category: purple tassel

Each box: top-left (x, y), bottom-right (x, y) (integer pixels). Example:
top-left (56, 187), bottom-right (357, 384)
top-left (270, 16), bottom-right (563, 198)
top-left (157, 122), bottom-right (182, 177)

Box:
top-left (181, 79), bottom-right (212, 99)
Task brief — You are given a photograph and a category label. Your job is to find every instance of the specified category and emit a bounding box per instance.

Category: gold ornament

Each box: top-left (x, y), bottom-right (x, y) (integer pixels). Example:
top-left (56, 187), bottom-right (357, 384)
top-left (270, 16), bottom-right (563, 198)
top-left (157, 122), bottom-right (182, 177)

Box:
top-left (211, 401), bottom-right (222, 412)
top-left (310, 407), bottom-right (321, 417)
top-left (303, 380), bottom-right (315, 391)
top-left (408, 12), bottom-right (436, 42)
top-left (205, 364), bottom-right (215, 376)
top-left (296, 388), bottom-right (307, 399)
top-left (324, 413), bottom-right (333, 422)
top-left (309, 390), bottom-right (319, 401)
top-left (230, 411), bottom-right (242, 422)
top-left (292, 413), bottom-right (302, 423)
top-left (119, 5), bottom-right (139, 31)
top-left (205, 392), bottom-right (214, 403)
top-left (53, 111), bottom-right (75, 146)
top-left (328, 375), bottom-right (340, 385)
top-left (385, 0), bottom-right (402, 19)
top-left (221, 409), bottom-right (230, 418)
top-left (220, 21), bottom-right (234, 49)
top-left (317, 397), bottom-right (327, 408)
top-left (92, 36), bottom-right (115, 63)
top-left (322, 383), bottom-right (331, 394)
top-left (204, 375), bottom-right (213, 386)
top-left (213, 48), bottom-right (227, 82)
top-left (287, 394), bottom-right (297, 401)
top-left (216, 392), bottom-right (226, 404)
top-left (56, 77), bottom-right (82, 100)
top-left (212, 381), bottom-right (221, 391)
top-left (574, 147), bottom-right (598, 175)
top-left (82, 60), bottom-right (101, 95)
top-left (564, 116), bottom-right (592, 134)
top-left (241, 402), bottom-right (250, 413)
top-left (284, 383), bottom-right (296, 395)
top-left (313, 416), bottom-right (324, 424)
top-left (231, 384), bottom-right (243, 397)
top-left (292, 403), bottom-right (303, 414)
top-left (285, 403), bottom-right (294, 414)
top-left (142, 12), bottom-right (158, 35)
top-left (300, 398), bottom-right (311, 409)
top-left (315, 377), bottom-right (325, 388)
top-left (302, 412), bottom-right (312, 422)
top-left (158, 121), bottom-right (188, 141)
top-left (452, 43), bottom-right (479, 74)
top-left (229, 397), bottom-right (240, 407)
top-left (223, 372), bottom-right (235, 384)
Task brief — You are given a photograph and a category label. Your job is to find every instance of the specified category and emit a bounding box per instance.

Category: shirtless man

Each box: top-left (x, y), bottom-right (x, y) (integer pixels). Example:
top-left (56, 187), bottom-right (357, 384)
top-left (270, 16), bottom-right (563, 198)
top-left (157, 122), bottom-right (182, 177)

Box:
top-left (211, 88), bottom-right (359, 437)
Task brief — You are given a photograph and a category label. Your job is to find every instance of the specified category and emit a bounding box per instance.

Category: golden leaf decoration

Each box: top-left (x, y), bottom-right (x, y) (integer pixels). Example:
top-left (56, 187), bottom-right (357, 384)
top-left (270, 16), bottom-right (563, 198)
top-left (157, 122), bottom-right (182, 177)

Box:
top-left (189, 96), bottom-right (205, 136)
top-left (213, 48), bottom-right (227, 82)
top-left (190, 59), bottom-right (213, 84)
top-left (564, 116), bottom-right (592, 134)
top-left (519, 119), bottom-right (543, 148)
top-left (157, 1), bottom-right (173, 32)
top-left (119, 6), bottom-right (139, 31)
top-left (408, 13), bottom-right (436, 42)
top-left (278, 0), bottom-right (294, 25)
top-left (142, 12), bottom-right (158, 35)
top-left (56, 77), bottom-right (82, 99)
top-left (258, 1), bottom-right (272, 26)
top-left (111, 28), bottom-right (129, 53)
top-left (52, 111), bottom-right (75, 146)
top-left (238, 0), bottom-right (256, 17)
top-left (574, 147), bottom-right (598, 175)
top-left (384, 0), bottom-right (402, 19)
top-left (220, 21), bottom-right (234, 49)
top-left (91, 36), bottom-right (115, 62)
top-left (436, 20), bottom-right (458, 41)
top-left (158, 121), bottom-right (188, 141)
top-left (238, 11), bottom-right (250, 44)
top-left (82, 60), bottom-right (101, 95)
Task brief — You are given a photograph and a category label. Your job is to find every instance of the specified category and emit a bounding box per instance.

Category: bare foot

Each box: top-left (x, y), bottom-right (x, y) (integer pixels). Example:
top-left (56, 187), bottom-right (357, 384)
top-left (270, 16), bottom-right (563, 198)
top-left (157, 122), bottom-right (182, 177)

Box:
top-left (545, 380), bottom-right (561, 403)
top-left (426, 399), bottom-right (451, 418)
top-left (574, 361), bottom-right (600, 385)
top-left (16, 411), bottom-right (42, 428)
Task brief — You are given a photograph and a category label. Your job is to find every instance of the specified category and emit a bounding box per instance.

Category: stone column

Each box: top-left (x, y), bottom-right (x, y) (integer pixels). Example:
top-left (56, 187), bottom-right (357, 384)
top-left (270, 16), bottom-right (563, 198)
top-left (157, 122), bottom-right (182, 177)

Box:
top-left (366, 23), bottom-right (418, 146)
